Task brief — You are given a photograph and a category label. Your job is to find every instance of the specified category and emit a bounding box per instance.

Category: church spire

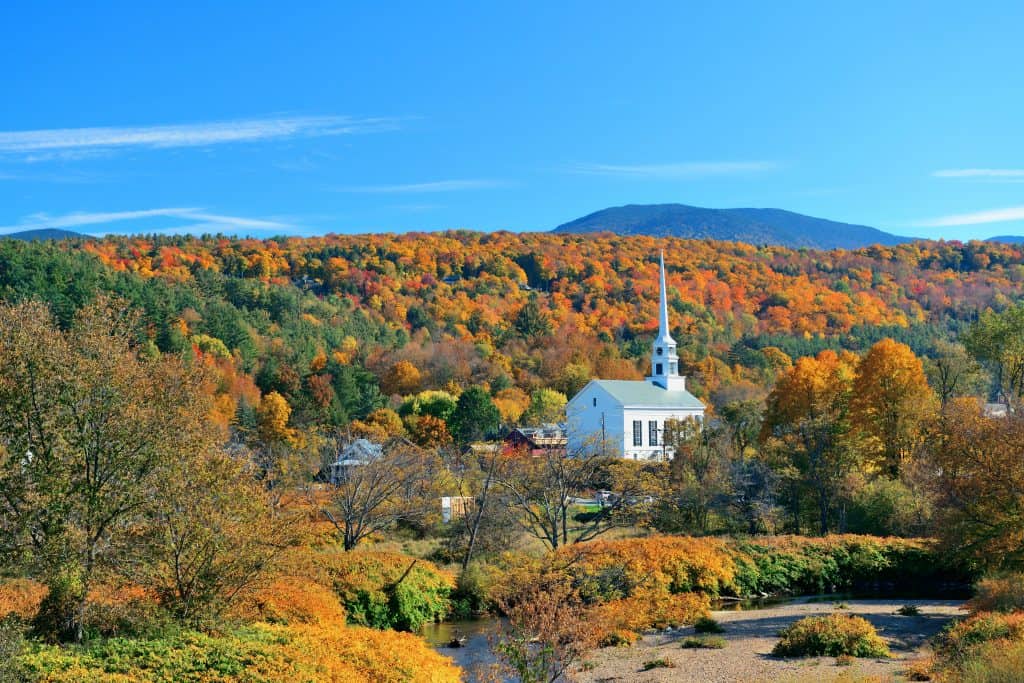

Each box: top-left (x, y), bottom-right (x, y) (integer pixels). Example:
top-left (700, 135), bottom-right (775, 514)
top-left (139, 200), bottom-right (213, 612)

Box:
top-left (656, 250), bottom-right (675, 345)
top-left (648, 250), bottom-right (686, 391)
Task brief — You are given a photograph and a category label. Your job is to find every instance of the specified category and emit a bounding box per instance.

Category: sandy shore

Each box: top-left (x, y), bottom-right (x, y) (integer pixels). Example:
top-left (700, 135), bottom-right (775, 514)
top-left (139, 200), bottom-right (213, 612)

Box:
top-left (574, 597), bottom-right (964, 683)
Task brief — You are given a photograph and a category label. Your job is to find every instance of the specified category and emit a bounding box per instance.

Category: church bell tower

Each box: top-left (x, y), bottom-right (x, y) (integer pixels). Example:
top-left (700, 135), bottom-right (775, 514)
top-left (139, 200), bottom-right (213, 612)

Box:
top-left (647, 251), bottom-right (687, 391)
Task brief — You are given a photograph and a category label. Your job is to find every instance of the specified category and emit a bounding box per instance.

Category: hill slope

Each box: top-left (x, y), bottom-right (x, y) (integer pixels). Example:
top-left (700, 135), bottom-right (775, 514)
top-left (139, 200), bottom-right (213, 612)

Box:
top-left (553, 203), bottom-right (912, 249)
top-left (987, 235), bottom-right (1024, 244)
top-left (1, 228), bottom-right (87, 241)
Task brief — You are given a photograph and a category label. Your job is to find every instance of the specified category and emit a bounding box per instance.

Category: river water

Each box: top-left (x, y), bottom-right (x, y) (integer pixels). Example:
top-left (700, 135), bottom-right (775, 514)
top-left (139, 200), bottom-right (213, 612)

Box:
top-left (420, 618), bottom-right (507, 680)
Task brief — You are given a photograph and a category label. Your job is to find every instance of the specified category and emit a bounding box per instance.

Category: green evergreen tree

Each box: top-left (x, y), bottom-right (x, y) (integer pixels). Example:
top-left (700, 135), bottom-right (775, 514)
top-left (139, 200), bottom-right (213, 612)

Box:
top-left (449, 387), bottom-right (501, 447)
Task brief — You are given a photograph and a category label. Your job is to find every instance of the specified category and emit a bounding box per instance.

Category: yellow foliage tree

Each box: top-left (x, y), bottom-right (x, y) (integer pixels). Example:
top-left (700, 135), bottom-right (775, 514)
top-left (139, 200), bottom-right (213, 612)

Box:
top-left (381, 360), bottom-right (422, 396)
top-left (849, 338), bottom-right (937, 475)
top-left (257, 391), bottom-right (297, 446)
top-left (350, 408), bottom-right (405, 442)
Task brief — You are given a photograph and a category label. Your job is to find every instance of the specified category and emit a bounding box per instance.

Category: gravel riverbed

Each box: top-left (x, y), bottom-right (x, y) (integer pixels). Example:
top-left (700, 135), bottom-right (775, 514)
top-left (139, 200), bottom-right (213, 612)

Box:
top-left (574, 597), bottom-right (964, 683)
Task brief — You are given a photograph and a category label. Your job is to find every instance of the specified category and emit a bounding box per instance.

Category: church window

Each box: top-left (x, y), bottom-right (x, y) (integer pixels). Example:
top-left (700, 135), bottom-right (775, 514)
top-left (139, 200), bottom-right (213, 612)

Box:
top-left (670, 361), bottom-right (677, 375)
top-left (649, 420), bottom-right (659, 446)
top-left (655, 363), bottom-right (663, 375)
top-left (632, 421), bottom-right (642, 446)
top-left (592, 397), bottom-right (597, 407)
top-left (656, 347), bottom-right (663, 355)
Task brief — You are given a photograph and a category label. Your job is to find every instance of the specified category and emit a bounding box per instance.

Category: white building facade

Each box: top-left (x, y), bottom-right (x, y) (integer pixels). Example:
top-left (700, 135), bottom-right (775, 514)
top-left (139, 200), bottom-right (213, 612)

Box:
top-left (565, 252), bottom-right (706, 460)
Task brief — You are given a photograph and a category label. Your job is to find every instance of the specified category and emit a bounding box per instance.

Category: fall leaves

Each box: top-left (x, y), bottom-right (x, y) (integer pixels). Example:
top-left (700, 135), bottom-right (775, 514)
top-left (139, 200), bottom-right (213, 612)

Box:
top-left (0, 298), bottom-right (287, 642)
top-left (761, 340), bottom-right (937, 534)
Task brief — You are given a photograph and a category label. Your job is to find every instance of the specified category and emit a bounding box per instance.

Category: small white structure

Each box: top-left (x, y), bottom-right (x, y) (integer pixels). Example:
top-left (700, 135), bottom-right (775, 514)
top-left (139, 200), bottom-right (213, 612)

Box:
top-left (441, 496), bottom-right (474, 523)
top-left (566, 252), bottom-right (706, 460)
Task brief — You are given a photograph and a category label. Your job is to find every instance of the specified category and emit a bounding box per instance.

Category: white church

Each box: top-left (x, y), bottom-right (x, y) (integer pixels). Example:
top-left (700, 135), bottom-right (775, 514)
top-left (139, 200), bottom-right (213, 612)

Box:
top-left (566, 253), bottom-right (705, 460)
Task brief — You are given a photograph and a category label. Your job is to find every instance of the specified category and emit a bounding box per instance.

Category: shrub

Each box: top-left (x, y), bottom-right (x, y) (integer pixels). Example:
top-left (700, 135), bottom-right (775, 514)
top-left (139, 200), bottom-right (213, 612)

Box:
top-left (898, 604), bottom-right (921, 617)
top-left (315, 551), bottom-right (454, 631)
top-left (935, 612), bottom-right (1024, 665)
top-left (590, 590), bottom-right (709, 634)
top-left (229, 577), bottom-right (347, 628)
top-left (728, 535), bottom-right (962, 597)
top-left (681, 635), bottom-right (726, 649)
top-left (642, 658), bottom-right (675, 670)
top-left (82, 584), bottom-right (175, 639)
top-left (0, 580), bottom-right (46, 621)
top-left (17, 622), bottom-right (462, 682)
top-left (693, 615), bottom-right (724, 633)
top-left (449, 563), bottom-right (494, 619)
top-left (0, 618), bottom-right (31, 683)
top-left (958, 640), bottom-right (1024, 683)
top-left (845, 475), bottom-right (931, 537)
top-left (968, 573), bottom-right (1024, 614)
top-left (772, 614), bottom-right (890, 658)
top-left (567, 536), bottom-right (739, 600)
top-left (903, 657), bottom-right (935, 681)
top-left (599, 629), bottom-right (640, 647)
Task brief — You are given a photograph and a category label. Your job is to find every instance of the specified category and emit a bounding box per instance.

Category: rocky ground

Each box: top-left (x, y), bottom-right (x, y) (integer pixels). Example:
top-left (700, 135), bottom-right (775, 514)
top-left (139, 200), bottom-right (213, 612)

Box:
top-left (574, 597), bottom-right (964, 683)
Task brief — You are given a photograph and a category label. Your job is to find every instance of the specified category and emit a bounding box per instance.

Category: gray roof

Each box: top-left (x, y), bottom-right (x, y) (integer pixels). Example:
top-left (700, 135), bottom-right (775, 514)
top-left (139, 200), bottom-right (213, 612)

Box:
top-left (591, 379), bottom-right (705, 409)
top-left (335, 438), bottom-right (383, 464)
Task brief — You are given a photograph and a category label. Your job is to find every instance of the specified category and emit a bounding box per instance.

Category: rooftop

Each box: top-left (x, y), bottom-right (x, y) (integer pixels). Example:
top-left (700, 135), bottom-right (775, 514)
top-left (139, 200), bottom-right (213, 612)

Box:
top-left (591, 379), bottom-right (705, 409)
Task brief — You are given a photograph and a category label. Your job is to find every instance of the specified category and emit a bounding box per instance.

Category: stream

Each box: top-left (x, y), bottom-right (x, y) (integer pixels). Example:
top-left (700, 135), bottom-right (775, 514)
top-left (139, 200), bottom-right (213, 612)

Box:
top-left (420, 617), bottom-right (507, 679)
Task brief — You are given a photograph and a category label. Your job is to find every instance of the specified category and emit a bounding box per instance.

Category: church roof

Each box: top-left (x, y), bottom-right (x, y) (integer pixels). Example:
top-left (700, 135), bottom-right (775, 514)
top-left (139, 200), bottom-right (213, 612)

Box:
top-left (591, 379), bottom-right (705, 409)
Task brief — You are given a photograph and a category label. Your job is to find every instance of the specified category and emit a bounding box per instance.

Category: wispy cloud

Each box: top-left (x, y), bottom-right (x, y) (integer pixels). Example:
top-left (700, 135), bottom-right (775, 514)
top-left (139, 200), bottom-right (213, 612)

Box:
top-left (0, 208), bottom-right (294, 235)
top-left (0, 115), bottom-right (397, 160)
top-left (338, 179), bottom-right (508, 193)
top-left (933, 168), bottom-right (1024, 178)
top-left (564, 161), bottom-right (778, 178)
top-left (915, 205), bottom-right (1024, 228)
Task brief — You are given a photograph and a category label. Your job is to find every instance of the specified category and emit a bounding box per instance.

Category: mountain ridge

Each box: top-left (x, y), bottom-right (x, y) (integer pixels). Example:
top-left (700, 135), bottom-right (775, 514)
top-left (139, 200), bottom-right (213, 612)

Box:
top-left (553, 203), bottom-right (914, 249)
top-left (1, 228), bottom-right (87, 241)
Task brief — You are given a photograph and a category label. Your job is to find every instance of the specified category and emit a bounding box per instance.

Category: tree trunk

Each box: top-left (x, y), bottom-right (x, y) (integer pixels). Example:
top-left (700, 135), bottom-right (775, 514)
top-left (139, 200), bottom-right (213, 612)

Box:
top-left (462, 457), bottom-right (497, 571)
top-left (561, 504), bottom-right (568, 547)
top-left (790, 484), bottom-right (801, 535)
top-left (818, 489), bottom-right (830, 535)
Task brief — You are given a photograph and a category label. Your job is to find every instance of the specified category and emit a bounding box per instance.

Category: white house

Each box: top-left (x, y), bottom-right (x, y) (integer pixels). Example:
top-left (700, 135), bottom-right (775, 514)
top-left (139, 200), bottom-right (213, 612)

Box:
top-left (327, 438), bottom-right (383, 484)
top-left (566, 252), bottom-right (705, 460)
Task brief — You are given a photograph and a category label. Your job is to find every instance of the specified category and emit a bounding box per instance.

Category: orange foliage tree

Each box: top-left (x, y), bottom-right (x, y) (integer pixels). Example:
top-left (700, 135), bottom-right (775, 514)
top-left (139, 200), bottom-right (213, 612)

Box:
top-left (762, 350), bottom-right (859, 534)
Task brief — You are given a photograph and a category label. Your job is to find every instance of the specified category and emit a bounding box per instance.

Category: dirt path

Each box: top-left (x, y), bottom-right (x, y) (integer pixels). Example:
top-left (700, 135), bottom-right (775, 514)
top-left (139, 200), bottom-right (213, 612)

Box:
top-left (575, 598), bottom-right (963, 683)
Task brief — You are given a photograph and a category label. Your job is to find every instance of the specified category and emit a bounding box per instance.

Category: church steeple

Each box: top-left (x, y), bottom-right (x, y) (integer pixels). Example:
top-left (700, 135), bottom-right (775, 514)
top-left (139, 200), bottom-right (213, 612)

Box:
top-left (648, 251), bottom-right (686, 391)
top-left (656, 251), bottom-right (674, 347)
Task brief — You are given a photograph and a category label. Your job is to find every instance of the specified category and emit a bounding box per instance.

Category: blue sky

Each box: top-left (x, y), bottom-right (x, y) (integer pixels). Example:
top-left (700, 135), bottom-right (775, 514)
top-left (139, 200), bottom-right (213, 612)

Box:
top-left (2, 1), bottom-right (1024, 240)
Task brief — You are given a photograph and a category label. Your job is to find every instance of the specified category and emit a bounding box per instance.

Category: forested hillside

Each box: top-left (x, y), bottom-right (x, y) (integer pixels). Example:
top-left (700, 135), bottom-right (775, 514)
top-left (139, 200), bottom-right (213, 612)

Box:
top-left (3, 231), bottom-right (1024, 681)
top-left (1, 231), bottom-right (1021, 436)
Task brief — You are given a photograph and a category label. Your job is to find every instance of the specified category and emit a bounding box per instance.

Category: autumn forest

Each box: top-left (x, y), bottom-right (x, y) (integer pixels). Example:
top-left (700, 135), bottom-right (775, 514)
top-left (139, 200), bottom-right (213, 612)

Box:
top-left (2, 231), bottom-right (1024, 681)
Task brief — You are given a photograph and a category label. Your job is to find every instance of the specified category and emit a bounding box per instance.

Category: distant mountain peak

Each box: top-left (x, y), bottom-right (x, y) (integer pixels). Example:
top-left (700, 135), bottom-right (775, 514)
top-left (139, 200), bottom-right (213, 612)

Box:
top-left (552, 203), bottom-right (912, 249)
top-left (1, 228), bottom-right (87, 241)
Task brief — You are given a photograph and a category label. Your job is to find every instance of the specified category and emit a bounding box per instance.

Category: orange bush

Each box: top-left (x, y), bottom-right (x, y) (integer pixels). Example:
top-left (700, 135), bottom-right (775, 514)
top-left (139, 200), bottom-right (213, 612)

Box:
top-left (0, 578), bottom-right (46, 619)
top-left (229, 576), bottom-right (347, 628)
top-left (567, 536), bottom-right (739, 598)
top-left (591, 590), bottom-right (709, 635)
top-left (967, 573), bottom-right (1024, 614)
